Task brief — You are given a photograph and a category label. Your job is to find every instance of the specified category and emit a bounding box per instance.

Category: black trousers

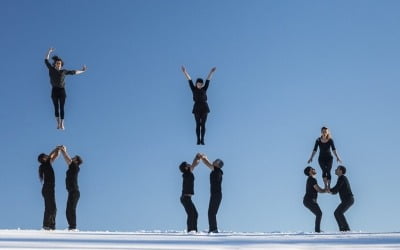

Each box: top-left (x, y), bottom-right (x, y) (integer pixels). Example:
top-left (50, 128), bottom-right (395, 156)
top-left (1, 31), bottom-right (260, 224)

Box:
top-left (194, 113), bottom-right (208, 142)
top-left (208, 193), bottom-right (222, 232)
top-left (334, 197), bottom-right (354, 231)
top-left (303, 198), bottom-right (322, 232)
top-left (318, 156), bottom-right (333, 181)
top-left (66, 190), bottom-right (80, 229)
top-left (42, 188), bottom-right (57, 229)
top-left (180, 196), bottom-right (198, 232)
top-left (51, 87), bottom-right (66, 119)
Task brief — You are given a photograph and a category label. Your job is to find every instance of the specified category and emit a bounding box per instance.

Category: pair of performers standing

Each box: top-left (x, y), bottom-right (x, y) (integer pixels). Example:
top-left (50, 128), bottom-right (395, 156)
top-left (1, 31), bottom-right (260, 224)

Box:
top-left (38, 146), bottom-right (83, 230)
top-left (45, 48), bottom-right (87, 130)
top-left (180, 153), bottom-right (224, 233)
top-left (304, 127), bottom-right (354, 232)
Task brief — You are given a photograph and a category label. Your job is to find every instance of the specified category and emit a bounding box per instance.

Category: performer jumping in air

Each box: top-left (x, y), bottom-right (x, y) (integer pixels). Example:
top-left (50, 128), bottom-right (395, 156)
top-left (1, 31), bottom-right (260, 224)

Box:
top-left (307, 127), bottom-right (342, 190)
top-left (330, 165), bottom-right (354, 232)
top-left (45, 48), bottom-right (87, 130)
top-left (38, 146), bottom-right (61, 230)
top-left (179, 154), bottom-right (202, 233)
top-left (303, 166), bottom-right (326, 233)
top-left (181, 66), bottom-right (216, 145)
top-left (59, 146), bottom-right (83, 231)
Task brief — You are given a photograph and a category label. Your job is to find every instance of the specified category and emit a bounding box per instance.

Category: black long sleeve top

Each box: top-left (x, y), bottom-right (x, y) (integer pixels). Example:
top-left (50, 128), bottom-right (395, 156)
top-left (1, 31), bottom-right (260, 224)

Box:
top-left (313, 138), bottom-right (336, 158)
top-left (45, 59), bottom-right (76, 88)
top-left (330, 175), bottom-right (354, 201)
top-left (66, 162), bottom-right (80, 192)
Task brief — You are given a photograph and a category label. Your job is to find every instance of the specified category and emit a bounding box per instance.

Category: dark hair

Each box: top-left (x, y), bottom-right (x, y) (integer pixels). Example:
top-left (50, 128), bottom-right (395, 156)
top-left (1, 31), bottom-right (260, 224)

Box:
top-left (215, 159), bottom-right (224, 168)
top-left (179, 161), bottom-right (188, 173)
top-left (304, 166), bottom-right (312, 176)
top-left (37, 153), bottom-right (47, 163)
top-left (52, 55), bottom-right (64, 67)
top-left (338, 165), bottom-right (347, 174)
top-left (195, 78), bottom-right (204, 84)
top-left (74, 155), bottom-right (83, 165)
top-left (321, 126), bottom-right (328, 132)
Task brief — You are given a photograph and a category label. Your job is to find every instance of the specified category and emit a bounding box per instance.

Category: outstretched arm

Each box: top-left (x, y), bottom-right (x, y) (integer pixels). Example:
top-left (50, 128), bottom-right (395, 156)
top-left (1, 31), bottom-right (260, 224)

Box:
top-left (60, 146), bottom-right (72, 166)
top-left (45, 47), bottom-right (54, 60)
top-left (333, 150), bottom-right (342, 163)
top-left (200, 154), bottom-right (214, 170)
top-left (313, 184), bottom-right (326, 193)
top-left (49, 146), bottom-right (60, 163)
top-left (307, 151), bottom-right (316, 164)
top-left (181, 66), bottom-right (191, 80)
top-left (189, 153), bottom-right (202, 171)
top-left (206, 67), bottom-right (216, 81)
top-left (74, 65), bottom-right (87, 75)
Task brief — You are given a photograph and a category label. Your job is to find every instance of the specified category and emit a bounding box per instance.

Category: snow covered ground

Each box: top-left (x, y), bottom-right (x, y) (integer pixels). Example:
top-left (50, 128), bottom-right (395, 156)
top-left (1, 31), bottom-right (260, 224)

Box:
top-left (1, 230), bottom-right (400, 249)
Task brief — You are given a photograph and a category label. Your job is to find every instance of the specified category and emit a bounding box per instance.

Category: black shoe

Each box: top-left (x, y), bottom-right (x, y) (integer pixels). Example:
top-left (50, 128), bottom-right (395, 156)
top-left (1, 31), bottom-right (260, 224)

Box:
top-left (200, 140), bottom-right (205, 145)
top-left (208, 229), bottom-right (218, 233)
top-left (197, 139), bottom-right (201, 145)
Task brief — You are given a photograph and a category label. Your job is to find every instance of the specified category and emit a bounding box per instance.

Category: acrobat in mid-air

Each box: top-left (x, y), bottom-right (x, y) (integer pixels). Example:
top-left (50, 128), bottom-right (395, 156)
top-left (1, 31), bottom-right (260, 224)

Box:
top-left (45, 48), bottom-right (87, 130)
top-left (181, 66), bottom-right (216, 145)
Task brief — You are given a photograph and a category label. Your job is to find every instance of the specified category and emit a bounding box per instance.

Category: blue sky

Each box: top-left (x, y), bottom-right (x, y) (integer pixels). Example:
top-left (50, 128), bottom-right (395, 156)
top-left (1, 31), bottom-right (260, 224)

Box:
top-left (1, 0), bottom-right (400, 232)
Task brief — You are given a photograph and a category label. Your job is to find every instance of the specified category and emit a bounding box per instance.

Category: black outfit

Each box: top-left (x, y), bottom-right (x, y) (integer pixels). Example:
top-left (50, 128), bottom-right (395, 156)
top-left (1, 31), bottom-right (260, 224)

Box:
top-left (330, 175), bottom-right (354, 231)
top-left (208, 167), bottom-right (223, 233)
top-left (39, 159), bottom-right (57, 230)
top-left (303, 176), bottom-right (322, 233)
top-left (65, 162), bottom-right (80, 230)
top-left (313, 138), bottom-right (336, 181)
top-left (180, 171), bottom-right (198, 232)
top-left (45, 59), bottom-right (76, 119)
top-left (188, 79), bottom-right (210, 144)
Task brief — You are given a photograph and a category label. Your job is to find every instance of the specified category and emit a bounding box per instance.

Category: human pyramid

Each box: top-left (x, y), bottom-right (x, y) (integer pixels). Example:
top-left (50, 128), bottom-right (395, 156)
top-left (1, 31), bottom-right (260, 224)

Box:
top-left (39, 48), bottom-right (353, 233)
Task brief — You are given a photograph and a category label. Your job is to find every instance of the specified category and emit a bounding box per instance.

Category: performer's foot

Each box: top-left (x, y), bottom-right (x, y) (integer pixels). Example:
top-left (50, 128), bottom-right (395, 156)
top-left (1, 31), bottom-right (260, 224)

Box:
top-left (197, 139), bottom-right (201, 145)
top-left (60, 120), bottom-right (65, 130)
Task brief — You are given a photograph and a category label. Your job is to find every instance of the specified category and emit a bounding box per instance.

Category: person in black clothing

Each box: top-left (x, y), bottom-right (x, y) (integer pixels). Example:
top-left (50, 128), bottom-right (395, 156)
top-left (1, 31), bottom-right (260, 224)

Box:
top-left (303, 166), bottom-right (326, 233)
top-left (200, 154), bottom-right (224, 233)
top-left (38, 147), bottom-right (61, 230)
top-left (45, 48), bottom-right (87, 130)
top-left (308, 127), bottom-right (342, 190)
top-left (330, 165), bottom-right (354, 232)
top-left (59, 146), bottom-right (83, 231)
top-left (181, 66), bottom-right (217, 145)
top-left (179, 154), bottom-right (202, 233)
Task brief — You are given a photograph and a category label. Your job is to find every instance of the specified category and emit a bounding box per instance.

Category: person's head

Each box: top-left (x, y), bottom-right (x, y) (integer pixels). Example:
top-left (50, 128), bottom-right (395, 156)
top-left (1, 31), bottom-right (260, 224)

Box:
top-left (213, 159), bottom-right (224, 169)
top-left (320, 126), bottom-right (331, 140)
top-left (72, 155), bottom-right (83, 166)
top-left (195, 78), bottom-right (204, 89)
top-left (335, 165), bottom-right (346, 176)
top-left (179, 161), bottom-right (190, 173)
top-left (38, 153), bottom-right (48, 164)
top-left (304, 166), bottom-right (316, 176)
top-left (52, 55), bottom-right (64, 70)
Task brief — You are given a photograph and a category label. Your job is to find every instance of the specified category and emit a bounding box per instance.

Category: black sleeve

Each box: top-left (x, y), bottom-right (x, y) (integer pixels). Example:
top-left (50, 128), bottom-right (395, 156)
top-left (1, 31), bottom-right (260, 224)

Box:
top-left (44, 59), bottom-right (52, 69)
top-left (188, 79), bottom-right (195, 91)
top-left (203, 79), bottom-right (210, 91)
top-left (39, 166), bottom-right (44, 182)
top-left (330, 139), bottom-right (336, 151)
top-left (313, 139), bottom-right (319, 152)
top-left (65, 70), bottom-right (77, 75)
top-left (330, 177), bottom-right (343, 194)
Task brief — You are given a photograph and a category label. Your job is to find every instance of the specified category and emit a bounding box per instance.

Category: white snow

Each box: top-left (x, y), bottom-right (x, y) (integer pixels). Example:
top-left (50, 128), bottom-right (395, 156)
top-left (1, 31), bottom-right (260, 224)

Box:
top-left (1, 230), bottom-right (400, 249)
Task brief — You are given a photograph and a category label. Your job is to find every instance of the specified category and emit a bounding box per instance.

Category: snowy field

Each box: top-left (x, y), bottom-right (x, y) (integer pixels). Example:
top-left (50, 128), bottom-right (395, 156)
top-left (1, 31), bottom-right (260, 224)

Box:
top-left (1, 230), bottom-right (400, 249)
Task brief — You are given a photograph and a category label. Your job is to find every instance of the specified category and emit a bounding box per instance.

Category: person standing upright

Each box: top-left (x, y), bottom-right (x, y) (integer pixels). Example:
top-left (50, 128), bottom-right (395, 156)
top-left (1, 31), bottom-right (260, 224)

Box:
top-left (200, 154), bottom-right (224, 233)
top-left (38, 146), bottom-right (60, 230)
top-left (330, 165), bottom-right (354, 232)
top-left (59, 146), bottom-right (83, 231)
top-left (303, 166), bottom-right (326, 233)
top-left (181, 66), bottom-right (216, 145)
top-left (179, 153), bottom-right (201, 233)
top-left (308, 127), bottom-right (342, 190)
top-left (45, 48), bottom-right (87, 130)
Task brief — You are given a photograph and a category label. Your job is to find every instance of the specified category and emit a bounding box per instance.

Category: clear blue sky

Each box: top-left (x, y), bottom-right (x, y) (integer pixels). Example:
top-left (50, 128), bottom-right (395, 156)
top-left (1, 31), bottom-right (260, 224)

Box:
top-left (1, 0), bottom-right (400, 232)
